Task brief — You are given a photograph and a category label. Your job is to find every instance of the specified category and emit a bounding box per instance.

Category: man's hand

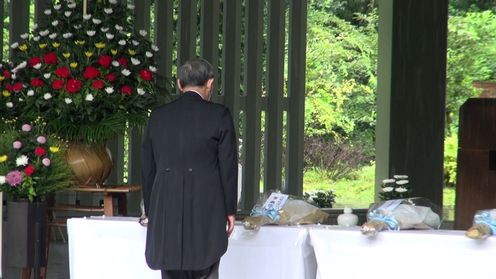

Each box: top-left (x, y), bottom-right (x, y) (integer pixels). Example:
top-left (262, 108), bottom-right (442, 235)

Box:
top-left (226, 214), bottom-right (235, 237)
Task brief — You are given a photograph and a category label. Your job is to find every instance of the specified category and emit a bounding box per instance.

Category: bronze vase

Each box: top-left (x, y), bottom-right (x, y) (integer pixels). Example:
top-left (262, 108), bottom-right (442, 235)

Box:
top-left (65, 143), bottom-right (113, 186)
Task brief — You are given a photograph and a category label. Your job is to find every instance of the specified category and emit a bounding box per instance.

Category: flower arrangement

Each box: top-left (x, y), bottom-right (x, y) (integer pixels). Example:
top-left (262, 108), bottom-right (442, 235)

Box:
top-left (304, 189), bottom-right (337, 208)
top-left (0, 124), bottom-right (74, 202)
top-left (4, 0), bottom-right (164, 143)
top-left (379, 175), bottom-right (412, 201)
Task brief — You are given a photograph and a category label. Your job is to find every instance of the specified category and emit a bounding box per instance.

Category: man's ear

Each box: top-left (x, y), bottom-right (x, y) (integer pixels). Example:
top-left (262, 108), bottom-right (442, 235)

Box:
top-left (206, 78), bottom-right (214, 90)
top-left (177, 79), bottom-right (183, 91)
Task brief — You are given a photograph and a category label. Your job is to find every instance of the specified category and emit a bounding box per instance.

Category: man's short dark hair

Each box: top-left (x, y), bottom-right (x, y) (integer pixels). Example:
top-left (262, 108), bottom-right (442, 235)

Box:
top-left (178, 58), bottom-right (215, 87)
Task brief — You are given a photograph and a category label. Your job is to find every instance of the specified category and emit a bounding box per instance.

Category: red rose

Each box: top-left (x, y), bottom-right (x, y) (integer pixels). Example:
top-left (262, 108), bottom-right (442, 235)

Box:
top-left (35, 146), bottom-right (46, 157)
top-left (12, 82), bottom-right (24, 92)
top-left (52, 79), bottom-right (65, 90)
top-left (98, 55), bottom-right (112, 69)
top-left (83, 66), bottom-right (101, 79)
top-left (121, 85), bottom-right (132, 96)
top-left (3, 70), bottom-right (11, 79)
top-left (5, 84), bottom-right (12, 92)
top-left (55, 66), bottom-right (71, 78)
top-left (28, 57), bottom-right (42, 67)
top-left (30, 78), bottom-right (44, 88)
top-left (24, 165), bottom-right (35, 177)
top-left (105, 73), bottom-right (116, 82)
top-left (139, 69), bottom-right (153, 81)
top-left (66, 78), bottom-right (82, 94)
top-left (92, 79), bottom-right (105, 90)
top-left (117, 57), bottom-right (128, 67)
top-left (43, 52), bottom-right (58, 65)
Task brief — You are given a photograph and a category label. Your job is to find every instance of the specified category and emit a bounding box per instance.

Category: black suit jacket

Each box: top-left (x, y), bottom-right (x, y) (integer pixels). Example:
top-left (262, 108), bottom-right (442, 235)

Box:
top-left (141, 91), bottom-right (238, 270)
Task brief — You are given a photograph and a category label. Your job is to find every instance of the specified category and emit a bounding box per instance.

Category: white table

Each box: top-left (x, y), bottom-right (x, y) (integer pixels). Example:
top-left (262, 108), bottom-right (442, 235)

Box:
top-left (220, 224), bottom-right (316, 279)
top-left (67, 217), bottom-right (316, 279)
top-left (308, 226), bottom-right (496, 279)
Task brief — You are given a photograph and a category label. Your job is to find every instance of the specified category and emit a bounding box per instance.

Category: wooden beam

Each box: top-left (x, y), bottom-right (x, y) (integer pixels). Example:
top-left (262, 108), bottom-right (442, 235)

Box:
top-left (155, 0), bottom-right (174, 84)
top-left (200, 0), bottom-right (220, 96)
top-left (9, 0), bottom-right (29, 61)
top-left (177, 0), bottom-right (196, 65)
top-left (34, 0), bottom-right (49, 27)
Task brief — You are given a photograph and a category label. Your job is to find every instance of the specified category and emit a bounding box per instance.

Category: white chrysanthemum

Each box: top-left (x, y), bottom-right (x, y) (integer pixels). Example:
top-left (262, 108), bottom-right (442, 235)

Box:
top-left (128, 4), bottom-right (135, 9)
top-left (68, 3), bottom-right (76, 9)
top-left (74, 25), bottom-right (82, 30)
top-left (139, 30), bottom-right (147, 37)
top-left (101, 27), bottom-right (110, 32)
top-left (382, 178), bottom-right (395, 184)
top-left (85, 94), bottom-right (94, 102)
top-left (6, 102), bottom-right (13, 108)
top-left (132, 40), bottom-right (139, 46)
top-left (40, 30), bottom-right (49, 37)
top-left (52, 20), bottom-right (59, 27)
top-left (33, 63), bottom-right (42, 70)
top-left (131, 58), bottom-right (140, 65)
top-left (15, 61), bottom-right (27, 70)
top-left (151, 45), bottom-right (159, 52)
top-left (106, 33), bottom-right (114, 39)
top-left (87, 30), bottom-right (96, 37)
top-left (11, 73), bottom-right (17, 79)
top-left (112, 61), bottom-right (120, 67)
top-left (105, 87), bottom-right (114, 94)
top-left (27, 90), bottom-right (34, 96)
top-left (121, 69), bottom-right (131, 76)
top-left (18, 98), bottom-right (23, 102)
top-left (49, 33), bottom-right (58, 39)
top-left (20, 33), bottom-right (29, 39)
top-left (54, 4), bottom-right (61, 10)
top-left (109, 0), bottom-right (118, 4)
top-left (146, 51), bottom-right (153, 58)
top-left (33, 36), bottom-right (40, 42)
top-left (118, 40), bottom-right (126, 46)
top-left (83, 14), bottom-right (92, 20)
top-left (393, 175), bottom-right (408, 179)
top-left (32, 24), bottom-right (38, 30)
top-left (44, 93), bottom-right (52, 100)
top-left (63, 33), bottom-right (73, 39)
top-left (396, 180), bottom-right (409, 185)
top-left (44, 73), bottom-right (51, 79)
top-left (149, 66), bottom-right (157, 73)
top-left (65, 98), bottom-right (72, 104)
top-left (44, 9), bottom-right (52, 15)
top-left (10, 42), bottom-right (19, 49)
top-left (395, 187), bottom-right (408, 193)
top-left (93, 18), bottom-right (102, 25)
top-left (65, 11), bottom-right (72, 17)
top-left (16, 155), bottom-right (29, 167)
top-left (0, 176), bottom-right (5, 185)
top-left (137, 88), bottom-right (145, 95)
top-left (382, 186), bottom-right (394, 192)
top-left (115, 24), bottom-right (123, 31)
top-left (104, 8), bottom-right (113, 14)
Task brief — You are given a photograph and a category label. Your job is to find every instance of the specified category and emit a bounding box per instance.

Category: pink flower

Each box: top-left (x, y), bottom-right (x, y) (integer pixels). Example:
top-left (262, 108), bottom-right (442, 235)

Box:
top-left (37, 136), bottom-right (47, 144)
top-left (13, 141), bottom-right (22, 149)
top-left (5, 170), bottom-right (23, 187)
top-left (42, 158), bottom-right (51, 167)
top-left (21, 124), bottom-right (32, 132)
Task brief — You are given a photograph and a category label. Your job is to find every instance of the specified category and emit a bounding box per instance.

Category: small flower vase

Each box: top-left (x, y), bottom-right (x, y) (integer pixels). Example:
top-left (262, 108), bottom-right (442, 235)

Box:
top-left (337, 207), bottom-right (359, 226)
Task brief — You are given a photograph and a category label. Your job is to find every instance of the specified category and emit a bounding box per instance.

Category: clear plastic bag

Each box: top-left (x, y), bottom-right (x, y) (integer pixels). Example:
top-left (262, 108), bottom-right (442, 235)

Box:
top-left (361, 197), bottom-right (442, 237)
top-left (243, 192), bottom-right (329, 230)
top-left (466, 209), bottom-right (496, 240)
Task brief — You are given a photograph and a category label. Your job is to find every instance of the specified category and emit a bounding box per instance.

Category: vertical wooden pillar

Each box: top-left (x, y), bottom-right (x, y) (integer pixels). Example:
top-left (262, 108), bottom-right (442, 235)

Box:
top-left (34, 0), bottom-right (49, 27)
top-left (286, 0), bottom-right (307, 197)
top-left (9, 0), bottom-right (29, 60)
top-left (155, 0), bottom-right (173, 84)
top-left (177, 0), bottom-right (196, 66)
top-left (265, 0), bottom-right (286, 192)
top-left (200, 0), bottom-right (220, 96)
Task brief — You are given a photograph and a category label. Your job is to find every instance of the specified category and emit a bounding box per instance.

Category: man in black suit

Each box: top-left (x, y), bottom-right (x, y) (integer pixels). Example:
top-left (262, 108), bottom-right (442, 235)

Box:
top-left (141, 59), bottom-right (238, 279)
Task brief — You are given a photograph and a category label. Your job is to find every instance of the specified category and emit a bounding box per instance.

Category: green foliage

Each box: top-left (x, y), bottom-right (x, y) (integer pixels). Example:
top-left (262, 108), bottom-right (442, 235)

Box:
top-left (304, 189), bottom-right (336, 208)
top-left (443, 134), bottom-right (458, 188)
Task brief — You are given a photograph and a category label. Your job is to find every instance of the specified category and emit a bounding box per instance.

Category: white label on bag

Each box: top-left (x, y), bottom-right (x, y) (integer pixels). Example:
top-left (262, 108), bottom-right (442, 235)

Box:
top-left (377, 199), bottom-right (402, 213)
top-left (263, 193), bottom-right (289, 211)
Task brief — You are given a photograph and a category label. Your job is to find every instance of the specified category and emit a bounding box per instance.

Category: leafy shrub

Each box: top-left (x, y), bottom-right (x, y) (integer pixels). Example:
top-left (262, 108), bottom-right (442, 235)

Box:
top-left (304, 189), bottom-right (336, 208)
top-left (444, 134), bottom-right (458, 188)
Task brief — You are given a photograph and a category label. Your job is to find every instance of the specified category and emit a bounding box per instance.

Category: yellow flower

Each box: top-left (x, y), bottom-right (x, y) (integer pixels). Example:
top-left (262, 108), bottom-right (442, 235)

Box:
top-left (2, 90), bottom-right (10, 97)
top-left (84, 51), bottom-right (93, 58)
top-left (49, 146), bottom-right (60, 153)
top-left (52, 42), bottom-right (61, 48)
top-left (128, 49), bottom-right (136, 56)
top-left (0, 75), bottom-right (4, 81)
top-left (39, 43), bottom-right (47, 49)
top-left (63, 52), bottom-right (71, 58)
top-left (70, 62), bottom-right (78, 68)
top-left (75, 40), bottom-right (85, 46)
top-left (95, 42), bottom-right (106, 49)
top-left (19, 44), bottom-right (28, 51)
top-left (0, 155), bottom-right (8, 163)
top-left (111, 49), bottom-right (118, 55)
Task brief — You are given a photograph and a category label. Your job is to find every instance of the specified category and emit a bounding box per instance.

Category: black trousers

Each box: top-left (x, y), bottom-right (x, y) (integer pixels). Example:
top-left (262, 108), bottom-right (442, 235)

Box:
top-left (161, 261), bottom-right (220, 279)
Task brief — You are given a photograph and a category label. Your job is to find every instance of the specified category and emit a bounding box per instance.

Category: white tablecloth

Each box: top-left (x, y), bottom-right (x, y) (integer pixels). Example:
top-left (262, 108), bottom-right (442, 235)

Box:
top-left (308, 226), bottom-right (496, 279)
top-left (67, 217), bottom-right (316, 279)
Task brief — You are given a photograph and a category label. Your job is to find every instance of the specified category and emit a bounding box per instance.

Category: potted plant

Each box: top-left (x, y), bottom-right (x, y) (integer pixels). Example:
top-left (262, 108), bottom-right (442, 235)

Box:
top-left (5, 0), bottom-right (166, 184)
